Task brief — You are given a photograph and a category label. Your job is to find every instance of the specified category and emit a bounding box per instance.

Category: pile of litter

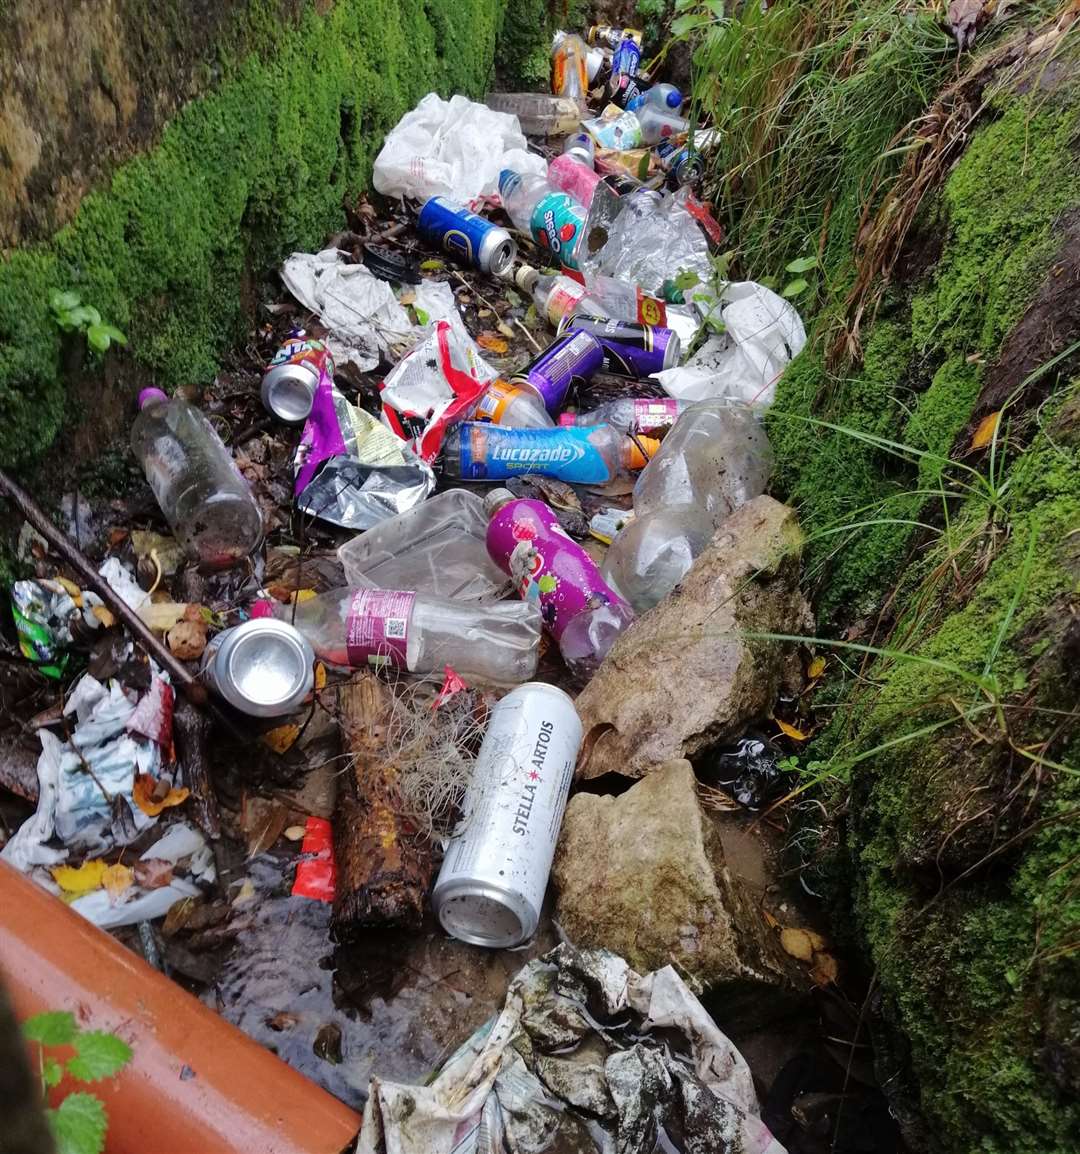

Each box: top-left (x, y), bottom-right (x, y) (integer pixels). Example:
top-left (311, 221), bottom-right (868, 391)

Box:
top-left (0, 17), bottom-right (867, 1154)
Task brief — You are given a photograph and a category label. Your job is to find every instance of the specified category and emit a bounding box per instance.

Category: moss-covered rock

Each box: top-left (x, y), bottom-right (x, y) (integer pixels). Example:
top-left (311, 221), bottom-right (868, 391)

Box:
top-left (0, 0), bottom-right (547, 467)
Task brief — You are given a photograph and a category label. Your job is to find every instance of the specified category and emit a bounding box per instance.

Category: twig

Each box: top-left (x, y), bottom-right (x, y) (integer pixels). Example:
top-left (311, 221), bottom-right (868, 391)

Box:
top-left (451, 271), bottom-right (543, 354)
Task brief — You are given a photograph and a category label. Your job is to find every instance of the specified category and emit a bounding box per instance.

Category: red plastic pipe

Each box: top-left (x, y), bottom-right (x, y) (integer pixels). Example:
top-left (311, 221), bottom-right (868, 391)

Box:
top-left (0, 861), bottom-right (360, 1154)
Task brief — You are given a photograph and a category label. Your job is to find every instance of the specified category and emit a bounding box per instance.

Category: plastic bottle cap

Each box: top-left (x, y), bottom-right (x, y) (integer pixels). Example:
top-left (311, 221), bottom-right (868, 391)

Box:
top-left (622, 435), bottom-right (661, 471)
top-left (138, 387), bottom-right (169, 409)
top-left (666, 88), bottom-right (684, 108)
top-left (483, 488), bottom-right (517, 519)
top-left (557, 412), bottom-right (576, 426)
top-left (516, 266), bottom-right (539, 293)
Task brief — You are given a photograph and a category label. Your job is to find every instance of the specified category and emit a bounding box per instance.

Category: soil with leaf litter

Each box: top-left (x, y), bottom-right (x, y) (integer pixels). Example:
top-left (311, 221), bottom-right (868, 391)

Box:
top-left (1, 192), bottom-right (904, 1153)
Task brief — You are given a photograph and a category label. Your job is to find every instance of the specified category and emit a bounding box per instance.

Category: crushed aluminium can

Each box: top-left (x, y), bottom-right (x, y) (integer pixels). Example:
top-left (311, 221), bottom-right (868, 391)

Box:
top-left (417, 197), bottom-right (517, 277)
top-left (432, 682), bottom-right (583, 948)
top-left (262, 333), bottom-right (334, 424)
top-left (558, 314), bottom-right (681, 376)
top-left (510, 331), bottom-right (604, 412)
top-left (611, 35), bottom-right (642, 77)
top-left (200, 618), bottom-right (314, 717)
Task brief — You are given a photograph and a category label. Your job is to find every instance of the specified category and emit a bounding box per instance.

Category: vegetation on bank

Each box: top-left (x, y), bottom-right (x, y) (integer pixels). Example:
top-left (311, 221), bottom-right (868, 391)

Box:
top-left (670, 1), bottom-right (1080, 1148)
top-left (0, 0), bottom-right (547, 468)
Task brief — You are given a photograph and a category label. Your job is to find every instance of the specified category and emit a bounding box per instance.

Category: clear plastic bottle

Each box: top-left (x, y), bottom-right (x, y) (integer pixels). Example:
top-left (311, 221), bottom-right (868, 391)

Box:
top-left (627, 83), bottom-right (684, 112)
top-left (499, 169), bottom-right (586, 272)
top-left (130, 388), bottom-right (263, 570)
top-left (484, 490), bottom-right (634, 679)
top-left (558, 397), bottom-right (689, 435)
top-left (483, 93), bottom-right (582, 137)
top-left (441, 423), bottom-right (658, 485)
top-left (601, 400), bottom-right (773, 611)
top-left (601, 504), bottom-right (716, 612)
top-left (635, 105), bottom-right (690, 145)
top-left (287, 587), bottom-right (541, 685)
top-left (563, 132), bottom-right (595, 166)
top-left (551, 33), bottom-right (589, 107)
top-left (633, 399), bottom-right (772, 522)
top-left (472, 379), bottom-right (555, 428)
top-left (514, 265), bottom-right (666, 329)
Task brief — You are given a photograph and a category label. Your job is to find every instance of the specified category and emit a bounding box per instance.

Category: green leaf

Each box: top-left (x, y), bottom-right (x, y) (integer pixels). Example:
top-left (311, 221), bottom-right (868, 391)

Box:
top-left (51, 289), bottom-right (81, 313)
top-left (66, 305), bottom-right (100, 329)
top-left (781, 277), bottom-right (809, 298)
top-left (23, 1011), bottom-right (77, 1046)
top-left (413, 307), bottom-right (430, 326)
top-left (43, 1057), bottom-right (64, 1087)
top-left (672, 268), bottom-right (700, 292)
top-left (419, 259), bottom-right (444, 273)
top-left (671, 12), bottom-right (706, 36)
top-left (85, 325), bottom-right (111, 353)
top-left (785, 255), bottom-right (819, 274)
top-left (98, 324), bottom-right (127, 346)
top-left (66, 1031), bottom-right (132, 1083)
top-left (48, 1092), bottom-right (107, 1154)
top-left (636, 150), bottom-right (651, 182)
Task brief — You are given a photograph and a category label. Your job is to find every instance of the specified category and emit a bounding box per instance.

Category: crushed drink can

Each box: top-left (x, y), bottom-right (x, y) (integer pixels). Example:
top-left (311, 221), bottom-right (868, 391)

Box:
top-left (656, 139), bottom-right (705, 189)
top-left (200, 619), bottom-right (314, 717)
top-left (417, 197), bottom-right (517, 277)
top-left (510, 331), bottom-right (604, 412)
top-left (588, 24), bottom-right (643, 48)
top-left (262, 333), bottom-right (334, 423)
top-left (432, 682), bottom-right (583, 948)
top-left (559, 314), bottom-right (681, 376)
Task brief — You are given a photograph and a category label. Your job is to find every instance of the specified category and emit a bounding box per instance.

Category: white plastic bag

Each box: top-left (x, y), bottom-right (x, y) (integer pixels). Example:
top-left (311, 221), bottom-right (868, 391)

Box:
top-left (372, 93), bottom-right (546, 203)
top-left (653, 281), bottom-right (807, 408)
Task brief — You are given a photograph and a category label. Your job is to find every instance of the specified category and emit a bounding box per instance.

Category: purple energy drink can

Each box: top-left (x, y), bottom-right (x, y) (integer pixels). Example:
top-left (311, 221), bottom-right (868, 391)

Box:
top-left (510, 331), bottom-right (604, 412)
top-left (559, 314), bottom-right (681, 376)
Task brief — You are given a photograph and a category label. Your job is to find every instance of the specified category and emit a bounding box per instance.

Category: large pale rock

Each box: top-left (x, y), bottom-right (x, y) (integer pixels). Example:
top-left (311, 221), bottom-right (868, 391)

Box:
top-left (575, 495), bottom-right (810, 780)
top-left (552, 760), bottom-right (790, 991)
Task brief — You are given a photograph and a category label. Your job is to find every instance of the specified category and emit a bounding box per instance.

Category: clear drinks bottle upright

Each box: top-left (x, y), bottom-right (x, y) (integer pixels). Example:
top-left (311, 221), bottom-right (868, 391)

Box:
top-left (287, 587), bottom-right (542, 685)
top-left (131, 388), bottom-right (263, 570)
top-left (484, 489), bottom-right (634, 679)
top-left (551, 33), bottom-right (589, 107)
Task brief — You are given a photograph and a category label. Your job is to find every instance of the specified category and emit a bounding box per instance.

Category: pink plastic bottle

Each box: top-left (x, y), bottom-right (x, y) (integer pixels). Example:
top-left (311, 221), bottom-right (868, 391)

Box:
top-left (484, 490), bottom-right (634, 679)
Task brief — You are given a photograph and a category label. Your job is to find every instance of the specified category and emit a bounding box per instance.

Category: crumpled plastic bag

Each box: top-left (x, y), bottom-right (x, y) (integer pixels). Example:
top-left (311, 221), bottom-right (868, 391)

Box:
top-left (589, 186), bottom-right (714, 296)
top-left (1, 674), bottom-right (170, 871)
top-left (380, 319), bottom-right (496, 462)
top-left (372, 92), bottom-right (546, 203)
top-left (653, 282), bottom-right (807, 408)
top-left (293, 368), bottom-right (434, 530)
top-left (281, 250), bottom-right (417, 372)
top-left (357, 942), bottom-right (786, 1154)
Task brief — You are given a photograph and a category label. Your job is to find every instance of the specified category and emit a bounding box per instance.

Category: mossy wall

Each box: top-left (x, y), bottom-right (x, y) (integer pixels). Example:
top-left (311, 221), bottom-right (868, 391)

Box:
top-left (764, 45), bottom-right (1080, 1154)
top-left (0, 0), bottom-right (546, 468)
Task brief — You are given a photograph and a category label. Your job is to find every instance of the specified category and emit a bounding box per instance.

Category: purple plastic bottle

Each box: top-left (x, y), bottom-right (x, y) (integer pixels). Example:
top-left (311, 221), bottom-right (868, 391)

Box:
top-left (484, 489), bottom-right (634, 679)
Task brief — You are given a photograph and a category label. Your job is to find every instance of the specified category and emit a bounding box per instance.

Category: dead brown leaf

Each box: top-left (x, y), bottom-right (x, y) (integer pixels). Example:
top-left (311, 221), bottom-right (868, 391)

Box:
top-left (167, 619), bottom-right (208, 660)
top-left (132, 775), bottom-right (190, 817)
top-left (134, 858), bottom-right (175, 889)
top-left (780, 927), bottom-right (815, 962)
top-left (477, 331), bottom-right (509, 354)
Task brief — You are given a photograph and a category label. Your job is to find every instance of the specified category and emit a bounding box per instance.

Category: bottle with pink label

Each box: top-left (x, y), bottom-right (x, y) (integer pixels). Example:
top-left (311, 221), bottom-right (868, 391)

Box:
top-left (484, 490), bottom-right (634, 679)
top-left (286, 587), bottom-right (542, 685)
top-left (558, 397), bottom-right (688, 435)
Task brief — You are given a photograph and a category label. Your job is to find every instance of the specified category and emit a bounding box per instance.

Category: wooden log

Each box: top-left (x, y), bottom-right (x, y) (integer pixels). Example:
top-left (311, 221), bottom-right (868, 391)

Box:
top-left (331, 673), bottom-right (432, 937)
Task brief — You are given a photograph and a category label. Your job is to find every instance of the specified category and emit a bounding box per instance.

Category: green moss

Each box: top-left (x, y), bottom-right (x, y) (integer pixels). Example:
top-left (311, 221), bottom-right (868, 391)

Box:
top-left (0, 0), bottom-right (508, 466)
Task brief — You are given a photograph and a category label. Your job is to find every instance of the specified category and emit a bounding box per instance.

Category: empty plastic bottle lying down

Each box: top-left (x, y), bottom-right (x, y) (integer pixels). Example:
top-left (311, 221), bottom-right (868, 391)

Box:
top-left (602, 399), bottom-right (773, 612)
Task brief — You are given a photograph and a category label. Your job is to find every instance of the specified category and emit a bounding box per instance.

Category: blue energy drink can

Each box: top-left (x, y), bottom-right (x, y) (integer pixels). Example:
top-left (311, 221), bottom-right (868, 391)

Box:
top-left (612, 36), bottom-right (642, 77)
top-left (417, 197), bottom-right (517, 276)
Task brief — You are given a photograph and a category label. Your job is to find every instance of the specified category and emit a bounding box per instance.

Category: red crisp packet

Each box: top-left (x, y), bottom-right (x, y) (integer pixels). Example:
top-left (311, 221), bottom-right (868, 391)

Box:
top-left (126, 675), bottom-right (175, 748)
top-left (291, 816), bottom-right (336, 902)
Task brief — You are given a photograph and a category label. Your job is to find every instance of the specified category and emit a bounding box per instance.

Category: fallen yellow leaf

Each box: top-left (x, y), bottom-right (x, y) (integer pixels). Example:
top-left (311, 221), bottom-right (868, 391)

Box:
top-left (56, 577), bottom-right (83, 605)
top-left (780, 927), bottom-right (815, 962)
top-left (284, 825), bottom-right (307, 841)
top-left (132, 775), bottom-right (190, 817)
top-left (91, 605), bottom-right (117, 628)
top-left (51, 860), bottom-right (108, 895)
top-left (292, 589), bottom-right (318, 604)
top-left (262, 724), bottom-right (300, 753)
top-left (477, 331), bottom-right (509, 354)
top-left (809, 952), bottom-right (839, 986)
top-left (775, 717), bottom-right (812, 741)
top-left (314, 662), bottom-right (327, 691)
top-left (102, 863), bottom-right (134, 903)
top-left (807, 656), bottom-right (826, 680)
top-left (496, 321), bottom-right (515, 340)
top-left (971, 410), bottom-right (1001, 450)
top-left (233, 878), bottom-right (256, 905)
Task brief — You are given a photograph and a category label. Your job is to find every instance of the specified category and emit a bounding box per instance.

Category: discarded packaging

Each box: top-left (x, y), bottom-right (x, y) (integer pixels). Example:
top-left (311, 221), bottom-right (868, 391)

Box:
top-left (653, 282), bottom-right (807, 407)
top-left (551, 33), bottom-right (589, 106)
top-left (509, 330), bottom-right (604, 412)
top-left (482, 92), bottom-right (582, 136)
top-left (433, 682), bottom-right (581, 947)
top-left (357, 943), bottom-right (787, 1154)
top-left (337, 489), bottom-right (511, 602)
top-left (559, 396), bottom-right (688, 434)
top-left (702, 731), bottom-right (785, 810)
top-left (416, 197), bottom-right (517, 276)
top-left (200, 619), bottom-right (315, 717)
top-left (288, 587), bottom-right (542, 685)
top-left (280, 249), bottom-right (415, 373)
top-left (499, 167), bottom-right (588, 272)
top-left (485, 489), bottom-right (634, 677)
top-left (262, 332), bottom-right (334, 424)
top-left (133, 389), bottom-right (263, 570)
top-left (372, 92), bottom-right (545, 203)
top-left (11, 578), bottom-right (105, 677)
